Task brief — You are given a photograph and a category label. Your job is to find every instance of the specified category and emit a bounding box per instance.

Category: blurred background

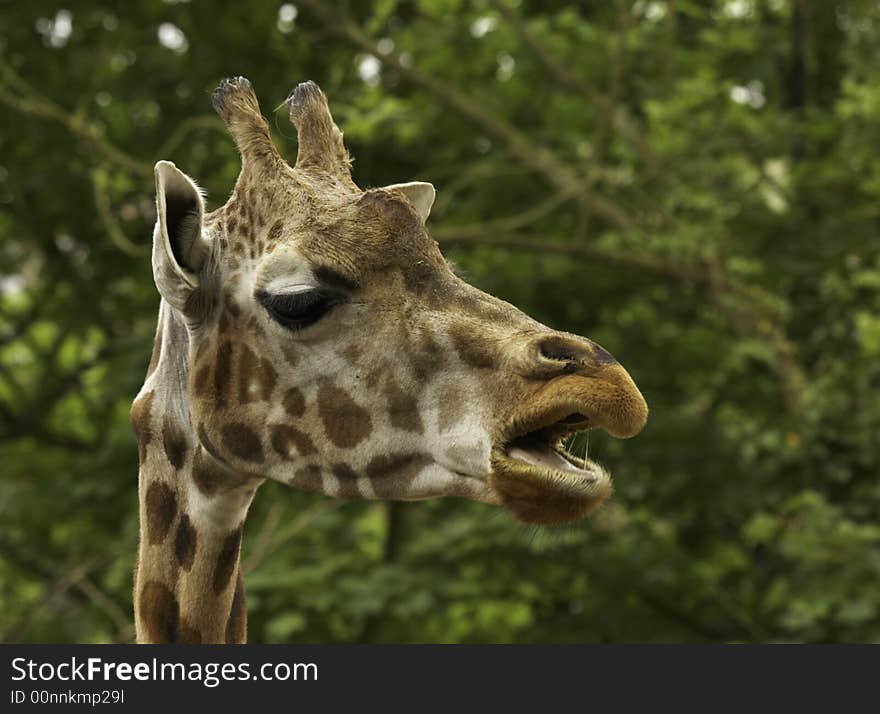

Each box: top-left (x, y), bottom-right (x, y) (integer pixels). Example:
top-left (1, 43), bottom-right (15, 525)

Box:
top-left (1, 0), bottom-right (879, 643)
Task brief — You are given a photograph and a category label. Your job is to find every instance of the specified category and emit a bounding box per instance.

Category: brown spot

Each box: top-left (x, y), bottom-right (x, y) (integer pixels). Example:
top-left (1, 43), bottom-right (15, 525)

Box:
top-left (226, 217), bottom-right (238, 234)
top-left (385, 379), bottom-right (424, 434)
top-left (401, 260), bottom-right (441, 297)
top-left (193, 363), bottom-right (211, 398)
top-left (236, 344), bottom-right (259, 403)
top-left (192, 337), bottom-right (211, 365)
top-left (267, 219), bottom-right (284, 244)
top-left (226, 571), bottom-right (247, 644)
top-left (215, 341), bottom-right (234, 406)
top-left (246, 315), bottom-right (266, 340)
top-left (366, 453), bottom-right (431, 498)
top-left (138, 581), bottom-right (179, 643)
top-left (332, 463), bottom-right (361, 498)
top-left (184, 282), bottom-right (218, 323)
top-left (340, 344), bottom-right (361, 364)
top-left (198, 423), bottom-right (225, 464)
top-left (173, 514), bottom-right (197, 571)
top-left (270, 424), bottom-right (317, 459)
top-left (257, 358), bottom-right (277, 400)
top-left (178, 619), bottom-right (202, 644)
top-left (192, 446), bottom-right (222, 496)
top-left (317, 380), bottom-right (372, 448)
top-left (282, 387), bottom-right (306, 417)
top-left (218, 309), bottom-right (232, 336)
top-left (221, 423), bottom-right (264, 463)
top-left (293, 465), bottom-right (323, 492)
top-left (332, 463), bottom-right (358, 481)
top-left (365, 367), bottom-right (383, 390)
top-left (162, 417), bottom-right (188, 470)
top-left (314, 264), bottom-right (360, 292)
top-left (130, 390), bottom-right (155, 463)
top-left (449, 324), bottom-right (497, 369)
top-left (224, 291), bottom-right (241, 317)
top-left (408, 330), bottom-right (446, 382)
top-left (281, 344), bottom-right (299, 368)
top-left (213, 527), bottom-right (243, 594)
top-left (145, 481), bottom-right (177, 545)
top-left (192, 445), bottom-right (255, 496)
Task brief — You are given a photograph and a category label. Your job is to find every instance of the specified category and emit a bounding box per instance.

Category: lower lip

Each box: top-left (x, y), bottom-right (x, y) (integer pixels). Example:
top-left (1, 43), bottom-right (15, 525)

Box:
top-left (489, 450), bottom-right (614, 514)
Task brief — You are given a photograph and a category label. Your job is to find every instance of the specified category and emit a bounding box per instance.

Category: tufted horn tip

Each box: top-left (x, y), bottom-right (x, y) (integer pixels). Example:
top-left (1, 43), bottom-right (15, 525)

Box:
top-left (212, 76), bottom-right (257, 119)
top-left (285, 80), bottom-right (326, 123)
top-left (211, 76), bottom-right (280, 170)
top-left (284, 80), bottom-right (353, 182)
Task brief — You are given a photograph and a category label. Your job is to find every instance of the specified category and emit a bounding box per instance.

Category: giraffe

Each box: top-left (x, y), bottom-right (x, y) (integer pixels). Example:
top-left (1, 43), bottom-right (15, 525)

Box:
top-left (130, 77), bottom-right (648, 644)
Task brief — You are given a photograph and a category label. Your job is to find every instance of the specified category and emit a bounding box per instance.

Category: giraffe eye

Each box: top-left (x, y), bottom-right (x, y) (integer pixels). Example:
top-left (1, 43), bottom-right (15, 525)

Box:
top-left (256, 289), bottom-right (343, 330)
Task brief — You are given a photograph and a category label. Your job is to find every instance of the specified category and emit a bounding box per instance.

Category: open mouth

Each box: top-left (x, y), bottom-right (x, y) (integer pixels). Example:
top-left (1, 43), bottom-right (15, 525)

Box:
top-left (507, 413), bottom-right (594, 474)
top-left (490, 410), bottom-right (612, 525)
top-left (488, 370), bottom-right (648, 525)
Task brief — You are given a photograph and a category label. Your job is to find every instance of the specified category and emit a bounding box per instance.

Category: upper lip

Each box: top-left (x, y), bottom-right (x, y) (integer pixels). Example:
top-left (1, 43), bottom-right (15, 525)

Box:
top-left (503, 370), bottom-right (649, 445)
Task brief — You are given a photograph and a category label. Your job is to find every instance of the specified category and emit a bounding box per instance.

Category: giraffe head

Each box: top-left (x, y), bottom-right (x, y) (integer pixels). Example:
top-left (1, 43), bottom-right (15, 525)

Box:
top-left (151, 77), bottom-right (647, 525)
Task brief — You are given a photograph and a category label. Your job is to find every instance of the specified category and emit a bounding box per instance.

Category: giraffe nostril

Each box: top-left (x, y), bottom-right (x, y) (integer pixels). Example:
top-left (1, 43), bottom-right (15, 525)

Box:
top-left (534, 335), bottom-right (618, 372)
top-left (536, 335), bottom-right (591, 365)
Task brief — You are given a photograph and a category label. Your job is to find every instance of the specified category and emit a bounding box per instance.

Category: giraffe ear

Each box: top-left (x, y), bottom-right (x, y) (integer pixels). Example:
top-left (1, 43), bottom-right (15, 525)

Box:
top-left (384, 182), bottom-right (436, 223)
top-left (152, 161), bottom-right (211, 311)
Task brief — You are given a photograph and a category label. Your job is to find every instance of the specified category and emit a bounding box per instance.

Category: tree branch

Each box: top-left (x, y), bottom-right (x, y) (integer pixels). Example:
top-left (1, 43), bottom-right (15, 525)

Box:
top-left (578, 0), bottom-right (633, 240)
top-left (157, 115), bottom-right (228, 159)
top-left (440, 231), bottom-right (711, 283)
top-left (0, 538), bottom-right (130, 642)
top-left (92, 168), bottom-right (147, 256)
top-left (0, 57), bottom-right (151, 178)
top-left (242, 501), bottom-right (343, 575)
top-left (432, 189), bottom-right (578, 240)
top-left (488, 0), bottom-right (661, 175)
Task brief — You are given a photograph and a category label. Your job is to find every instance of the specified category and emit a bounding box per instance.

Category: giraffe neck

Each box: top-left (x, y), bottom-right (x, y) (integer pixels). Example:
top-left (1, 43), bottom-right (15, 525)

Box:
top-left (132, 301), bottom-right (261, 643)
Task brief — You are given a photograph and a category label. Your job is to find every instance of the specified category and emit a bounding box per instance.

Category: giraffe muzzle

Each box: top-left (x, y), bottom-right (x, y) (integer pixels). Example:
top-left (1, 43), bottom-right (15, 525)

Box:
top-left (488, 364), bottom-right (648, 525)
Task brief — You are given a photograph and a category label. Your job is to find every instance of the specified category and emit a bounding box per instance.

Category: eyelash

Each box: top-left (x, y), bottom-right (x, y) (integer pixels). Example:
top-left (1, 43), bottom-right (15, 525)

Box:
top-left (256, 289), bottom-right (344, 331)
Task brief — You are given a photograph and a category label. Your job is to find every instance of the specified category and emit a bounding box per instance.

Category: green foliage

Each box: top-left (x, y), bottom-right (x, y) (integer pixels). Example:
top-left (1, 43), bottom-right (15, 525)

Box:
top-left (1, 0), bottom-right (878, 642)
